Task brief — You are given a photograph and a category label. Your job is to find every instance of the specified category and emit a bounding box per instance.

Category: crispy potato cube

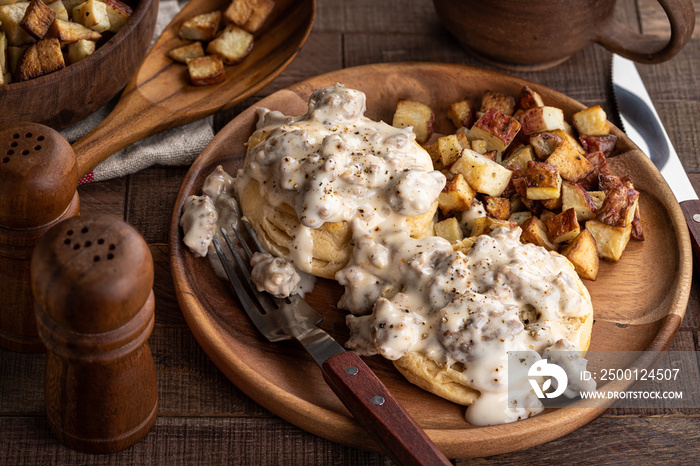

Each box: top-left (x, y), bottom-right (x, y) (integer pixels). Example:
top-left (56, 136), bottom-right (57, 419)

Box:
top-left (66, 38), bottom-right (94, 63)
top-left (545, 208), bottom-right (581, 244)
top-left (521, 216), bottom-right (556, 251)
top-left (73, 0), bottom-right (110, 33)
top-left (573, 105), bottom-right (610, 136)
top-left (480, 90), bottom-right (515, 116)
top-left (549, 128), bottom-right (586, 155)
top-left (508, 210), bottom-right (532, 226)
top-left (242, 0), bottom-right (274, 32)
top-left (519, 106), bottom-right (566, 135)
top-left (168, 41), bottom-right (205, 63)
top-left (452, 236), bottom-right (477, 253)
top-left (525, 160), bottom-right (561, 200)
top-left (48, 18), bottom-right (101, 42)
top-left (597, 185), bottom-right (639, 228)
top-left (447, 99), bottom-right (474, 128)
top-left (17, 37), bottom-right (64, 81)
top-left (562, 181), bottom-right (598, 223)
top-left (47, 0), bottom-right (69, 22)
top-left (502, 144), bottom-right (535, 172)
top-left (437, 134), bottom-right (463, 167)
top-left (518, 85), bottom-right (544, 110)
top-left (0, 3), bottom-right (35, 46)
top-left (434, 217), bottom-right (464, 243)
top-left (545, 139), bottom-right (593, 182)
top-left (392, 99), bottom-right (434, 144)
top-left (179, 11), bottom-right (221, 41)
top-left (61, 0), bottom-right (84, 13)
top-left (484, 196), bottom-right (511, 220)
top-left (579, 151), bottom-right (610, 190)
top-left (560, 229), bottom-right (599, 280)
top-left (467, 108), bottom-right (521, 156)
top-left (541, 195), bottom-right (562, 211)
top-left (21, 0), bottom-right (56, 40)
top-left (470, 138), bottom-right (488, 154)
top-left (529, 132), bottom-right (562, 160)
top-left (103, 0), bottom-right (132, 33)
top-left (589, 191), bottom-right (605, 209)
top-left (437, 173), bottom-right (475, 216)
top-left (586, 219), bottom-right (632, 262)
top-left (539, 209), bottom-right (556, 223)
top-left (471, 216), bottom-right (516, 237)
top-left (450, 148), bottom-right (513, 196)
top-left (424, 142), bottom-right (441, 169)
top-left (580, 134), bottom-right (617, 156)
top-left (224, 0), bottom-right (251, 26)
top-left (455, 129), bottom-right (470, 149)
top-left (187, 55), bottom-right (225, 86)
top-left (207, 24), bottom-right (254, 65)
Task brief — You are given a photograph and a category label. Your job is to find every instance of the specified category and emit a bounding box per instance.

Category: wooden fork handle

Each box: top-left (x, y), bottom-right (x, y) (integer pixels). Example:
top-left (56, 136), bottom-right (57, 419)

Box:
top-left (322, 351), bottom-right (452, 465)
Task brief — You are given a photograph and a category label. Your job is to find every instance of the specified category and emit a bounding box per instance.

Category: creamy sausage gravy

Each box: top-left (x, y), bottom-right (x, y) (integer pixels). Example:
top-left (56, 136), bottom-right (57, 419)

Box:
top-left (181, 84), bottom-right (595, 426)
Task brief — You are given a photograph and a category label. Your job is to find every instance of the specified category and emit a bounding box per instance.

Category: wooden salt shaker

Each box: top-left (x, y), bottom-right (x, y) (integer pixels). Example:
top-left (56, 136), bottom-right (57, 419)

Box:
top-left (0, 123), bottom-right (79, 353)
top-left (31, 213), bottom-right (158, 454)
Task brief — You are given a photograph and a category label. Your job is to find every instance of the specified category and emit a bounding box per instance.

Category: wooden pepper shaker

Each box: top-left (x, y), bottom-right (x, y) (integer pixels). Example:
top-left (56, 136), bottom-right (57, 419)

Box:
top-left (0, 123), bottom-right (79, 353)
top-left (31, 213), bottom-right (158, 454)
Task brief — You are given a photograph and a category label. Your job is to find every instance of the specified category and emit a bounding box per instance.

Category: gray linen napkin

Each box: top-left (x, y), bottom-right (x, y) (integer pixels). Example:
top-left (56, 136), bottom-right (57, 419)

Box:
top-left (62, 0), bottom-right (215, 184)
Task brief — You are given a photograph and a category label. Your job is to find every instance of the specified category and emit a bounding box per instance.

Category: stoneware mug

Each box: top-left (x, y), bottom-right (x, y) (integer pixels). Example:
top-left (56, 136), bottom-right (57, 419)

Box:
top-left (432, 0), bottom-right (696, 70)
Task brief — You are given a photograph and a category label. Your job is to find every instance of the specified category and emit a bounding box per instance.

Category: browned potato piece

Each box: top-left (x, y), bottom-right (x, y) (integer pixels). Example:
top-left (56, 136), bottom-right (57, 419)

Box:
top-left (545, 208), bottom-right (580, 244)
top-left (392, 99), bottom-right (434, 144)
top-left (519, 106), bottom-right (566, 135)
top-left (0, 3), bottom-right (35, 46)
top-left (447, 99), bottom-right (474, 128)
top-left (518, 85), bottom-right (544, 110)
top-left (450, 148), bottom-right (512, 196)
top-left (206, 24), bottom-right (254, 65)
top-left (529, 132), bottom-right (562, 160)
top-left (66, 38), bottom-right (95, 63)
top-left (73, 0), bottom-right (111, 33)
top-left (438, 173), bottom-right (475, 216)
top-left (545, 139), bottom-right (593, 182)
top-left (467, 108), bottom-right (521, 156)
top-left (187, 55), bottom-right (225, 86)
top-left (103, 0), bottom-right (133, 33)
top-left (437, 134), bottom-right (463, 167)
top-left (179, 11), bottom-right (221, 42)
top-left (597, 184), bottom-right (639, 228)
top-left (573, 105), bottom-right (610, 136)
top-left (484, 196), bottom-right (511, 220)
top-left (580, 134), bottom-right (617, 156)
top-left (20, 0), bottom-right (56, 40)
top-left (508, 210), bottom-right (532, 226)
top-left (168, 42), bottom-right (205, 64)
top-left (434, 217), bottom-right (464, 243)
top-left (560, 229), bottom-right (599, 280)
top-left (586, 219), bottom-right (632, 262)
top-left (520, 216), bottom-right (556, 251)
top-left (541, 195), bottom-right (562, 211)
top-left (480, 90), bottom-right (515, 116)
top-left (471, 216), bottom-right (516, 237)
top-left (224, 0), bottom-right (275, 33)
top-left (502, 144), bottom-right (535, 172)
top-left (525, 160), bottom-right (561, 200)
top-left (17, 37), bottom-right (64, 81)
top-left (47, 1), bottom-right (69, 22)
top-left (561, 181), bottom-right (598, 223)
top-left (48, 18), bottom-right (101, 43)
top-left (579, 150), bottom-right (611, 190)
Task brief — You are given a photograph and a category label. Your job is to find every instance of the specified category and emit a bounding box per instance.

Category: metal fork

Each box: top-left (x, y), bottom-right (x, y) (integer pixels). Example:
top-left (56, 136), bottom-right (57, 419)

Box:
top-left (212, 220), bottom-right (451, 466)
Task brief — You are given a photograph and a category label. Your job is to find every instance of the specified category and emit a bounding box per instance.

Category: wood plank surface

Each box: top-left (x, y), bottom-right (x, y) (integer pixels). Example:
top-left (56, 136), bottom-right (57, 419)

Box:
top-left (2, 0), bottom-right (699, 463)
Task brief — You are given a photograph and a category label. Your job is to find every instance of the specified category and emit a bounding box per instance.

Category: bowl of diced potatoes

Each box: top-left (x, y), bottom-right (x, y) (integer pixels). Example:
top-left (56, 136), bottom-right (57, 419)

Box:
top-left (0, 0), bottom-right (158, 129)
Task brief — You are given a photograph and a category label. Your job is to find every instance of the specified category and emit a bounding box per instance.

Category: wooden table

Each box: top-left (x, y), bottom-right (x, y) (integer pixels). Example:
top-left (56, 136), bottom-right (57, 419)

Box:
top-left (2, 0), bottom-right (699, 463)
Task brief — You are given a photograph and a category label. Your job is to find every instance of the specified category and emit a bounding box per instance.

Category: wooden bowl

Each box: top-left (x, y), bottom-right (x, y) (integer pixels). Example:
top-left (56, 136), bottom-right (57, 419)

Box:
top-left (0, 0), bottom-right (158, 130)
top-left (170, 63), bottom-right (692, 458)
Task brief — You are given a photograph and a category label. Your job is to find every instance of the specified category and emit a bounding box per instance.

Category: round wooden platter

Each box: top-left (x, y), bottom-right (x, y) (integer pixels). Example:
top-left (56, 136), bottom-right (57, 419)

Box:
top-left (169, 63), bottom-right (692, 459)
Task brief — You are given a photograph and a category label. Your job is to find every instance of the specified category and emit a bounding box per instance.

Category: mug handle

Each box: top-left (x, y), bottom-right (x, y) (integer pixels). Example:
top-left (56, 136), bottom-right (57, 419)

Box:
top-left (596, 0), bottom-right (695, 63)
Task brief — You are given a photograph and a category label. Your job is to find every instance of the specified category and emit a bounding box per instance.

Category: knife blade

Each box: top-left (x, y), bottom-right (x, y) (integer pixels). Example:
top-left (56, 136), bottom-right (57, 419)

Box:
top-left (611, 53), bottom-right (700, 257)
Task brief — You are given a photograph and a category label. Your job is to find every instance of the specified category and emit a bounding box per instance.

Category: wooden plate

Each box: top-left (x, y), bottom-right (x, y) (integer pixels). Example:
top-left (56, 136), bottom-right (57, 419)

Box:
top-left (169, 63), bottom-right (692, 458)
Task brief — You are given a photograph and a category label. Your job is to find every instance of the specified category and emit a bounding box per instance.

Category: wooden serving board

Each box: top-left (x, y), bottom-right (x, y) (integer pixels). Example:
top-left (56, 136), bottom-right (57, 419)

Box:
top-left (169, 63), bottom-right (692, 459)
top-left (73, 0), bottom-right (315, 178)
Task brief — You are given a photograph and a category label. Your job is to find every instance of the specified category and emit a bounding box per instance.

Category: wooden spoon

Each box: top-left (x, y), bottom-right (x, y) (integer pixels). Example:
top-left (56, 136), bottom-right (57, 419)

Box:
top-left (73, 0), bottom-right (315, 179)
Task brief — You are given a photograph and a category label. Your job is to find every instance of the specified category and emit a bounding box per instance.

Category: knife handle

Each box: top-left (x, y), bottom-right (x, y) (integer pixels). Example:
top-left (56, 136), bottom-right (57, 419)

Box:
top-left (680, 200), bottom-right (700, 261)
top-left (322, 351), bottom-right (451, 466)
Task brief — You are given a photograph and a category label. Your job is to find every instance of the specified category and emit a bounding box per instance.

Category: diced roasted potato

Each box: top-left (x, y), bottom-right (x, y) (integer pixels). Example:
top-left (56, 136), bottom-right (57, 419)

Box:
top-left (561, 181), bottom-right (598, 223)
top-left (597, 184), bottom-right (639, 228)
top-left (437, 134), bottom-right (463, 167)
top-left (539, 209), bottom-right (556, 223)
top-left (61, 0), bottom-right (84, 14)
top-left (502, 144), bottom-right (535, 172)
top-left (580, 134), bottom-right (617, 156)
top-left (560, 229), bottom-right (599, 280)
top-left (467, 108), bottom-right (521, 156)
top-left (541, 195), bottom-right (562, 211)
top-left (508, 210), bottom-right (532, 226)
top-left (207, 24), bottom-right (254, 65)
top-left (586, 219), bottom-right (632, 262)
top-left (434, 217), bottom-right (464, 243)
top-left (529, 132), bottom-right (562, 160)
top-left (549, 128), bottom-right (586, 155)
top-left (16, 37), bottom-right (64, 81)
top-left (0, 3), bottom-right (35, 46)
top-left (47, 1), bottom-right (69, 22)
top-left (545, 139), bottom-right (593, 182)
top-left (168, 41), bottom-right (205, 64)
top-left (525, 160), bottom-right (561, 200)
top-left (102, 0), bottom-right (132, 33)
top-left (484, 196), bottom-right (511, 220)
top-left (519, 106), bottom-right (566, 135)
top-left (512, 176), bottom-right (543, 216)
top-left (187, 54), bottom-right (225, 86)
top-left (424, 141), bottom-right (441, 169)
top-left (471, 216), bottom-right (516, 237)
top-left (73, 0), bottom-right (111, 33)
top-left (573, 105), bottom-right (610, 136)
top-left (452, 236), bottom-right (477, 254)
top-left (520, 216), bottom-right (556, 251)
top-left (480, 90), bottom-right (515, 116)
top-left (393, 99), bottom-right (434, 144)
top-left (518, 85), bottom-right (544, 110)
top-left (21, 0), bottom-right (56, 40)
top-left (48, 18), bottom-right (101, 42)
top-left (545, 208), bottom-right (580, 244)
top-left (447, 99), bottom-right (474, 128)
top-left (578, 151), bottom-right (610, 190)
top-left (179, 10), bottom-right (221, 42)
top-left (450, 148), bottom-right (513, 196)
top-left (470, 138), bottom-right (488, 154)
top-left (224, 0), bottom-right (274, 32)
top-left (589, 190), bottom-right (605, 209)
top-left (66, 38), bottom-right (95, 63)
top-left (437, 173), bottom-right (475, 216)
